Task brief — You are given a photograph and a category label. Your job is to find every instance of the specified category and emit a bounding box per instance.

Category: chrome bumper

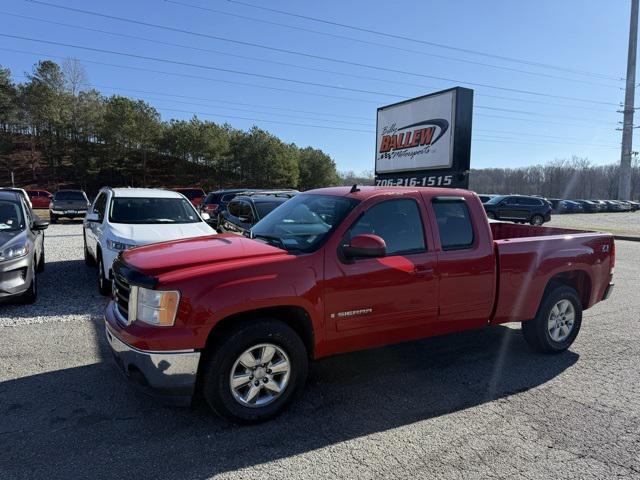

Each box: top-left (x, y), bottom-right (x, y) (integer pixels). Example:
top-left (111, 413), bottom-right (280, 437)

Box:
top-left (105, 321), bottom-right (201, 405)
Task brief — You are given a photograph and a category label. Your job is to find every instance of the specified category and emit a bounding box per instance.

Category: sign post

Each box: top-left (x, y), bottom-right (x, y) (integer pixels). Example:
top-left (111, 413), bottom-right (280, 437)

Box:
top-left (374, 87), bottom-right (473, 188)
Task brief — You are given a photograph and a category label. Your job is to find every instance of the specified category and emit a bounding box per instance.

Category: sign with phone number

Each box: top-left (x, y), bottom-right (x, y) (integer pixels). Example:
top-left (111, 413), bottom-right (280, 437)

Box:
top-left (375, 174), bottom-right (457, 187)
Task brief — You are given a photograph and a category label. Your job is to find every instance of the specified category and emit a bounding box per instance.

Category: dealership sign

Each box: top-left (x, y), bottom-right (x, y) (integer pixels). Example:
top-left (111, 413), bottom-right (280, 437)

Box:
top-left (375, 87), bottom-right (473, 188)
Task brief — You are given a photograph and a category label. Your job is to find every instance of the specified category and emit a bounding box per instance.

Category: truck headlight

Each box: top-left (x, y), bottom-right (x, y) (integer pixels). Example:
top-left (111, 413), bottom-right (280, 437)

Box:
top-left (107, 239), bottom-right (136, 251)
top-left (129, 286), bottom-right (180, 326)
top-left (0, 242), bottom-right (30, 261)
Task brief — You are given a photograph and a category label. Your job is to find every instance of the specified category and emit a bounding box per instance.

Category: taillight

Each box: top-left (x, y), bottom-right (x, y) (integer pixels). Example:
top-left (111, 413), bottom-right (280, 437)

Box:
top-left (611, 240), bottom-right (616, 271)
top-left (205, 203), bottom-right (219, 212)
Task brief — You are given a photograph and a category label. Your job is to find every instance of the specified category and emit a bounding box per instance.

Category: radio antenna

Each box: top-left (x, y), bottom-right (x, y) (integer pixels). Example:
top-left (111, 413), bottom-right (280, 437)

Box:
top-left (349, 184), bottom-right (360, 193)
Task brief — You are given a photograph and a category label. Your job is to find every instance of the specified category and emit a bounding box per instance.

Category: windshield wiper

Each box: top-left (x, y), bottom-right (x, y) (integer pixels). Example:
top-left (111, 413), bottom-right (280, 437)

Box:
top-left (250, 233), bottom-right (288, 251)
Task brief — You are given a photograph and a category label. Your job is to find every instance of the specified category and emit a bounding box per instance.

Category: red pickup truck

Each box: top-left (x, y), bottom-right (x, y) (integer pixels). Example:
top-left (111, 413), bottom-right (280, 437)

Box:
top-left (105, 186), bottom-right (615, 423)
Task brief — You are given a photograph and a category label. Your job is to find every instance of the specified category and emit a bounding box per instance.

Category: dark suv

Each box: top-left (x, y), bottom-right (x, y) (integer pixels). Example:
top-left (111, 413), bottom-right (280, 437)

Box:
top-left (198, 189), bottom-right (260, 228)
top-left (483, 195), bottom-right (552, 225)
top-left (49, 190), bottom-right (91, 223)
top-left (217, 191), bottom-right (297, 236)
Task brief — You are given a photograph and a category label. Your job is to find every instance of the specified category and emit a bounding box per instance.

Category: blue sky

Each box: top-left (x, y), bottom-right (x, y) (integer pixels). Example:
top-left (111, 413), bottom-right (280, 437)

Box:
top-left (0, 0), bottom-right (631, 173)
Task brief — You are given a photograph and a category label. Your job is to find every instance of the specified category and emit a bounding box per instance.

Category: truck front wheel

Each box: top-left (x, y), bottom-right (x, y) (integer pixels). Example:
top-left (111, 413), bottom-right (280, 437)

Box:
top-left (522, 285), bottom-right (582, 353)
top-left (202, 319), bottom-right (308, 424)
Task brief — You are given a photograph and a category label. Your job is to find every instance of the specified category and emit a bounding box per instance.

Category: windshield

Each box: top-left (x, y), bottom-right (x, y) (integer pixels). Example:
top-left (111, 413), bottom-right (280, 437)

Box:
top-left (55, 191), bottom-right (87, 202)
top-left (0, 200), bottom-right (25, 231)
top-left (109, 197), bottom-right (202, 224)
top-left (250, 194), bottom-right (358, 253)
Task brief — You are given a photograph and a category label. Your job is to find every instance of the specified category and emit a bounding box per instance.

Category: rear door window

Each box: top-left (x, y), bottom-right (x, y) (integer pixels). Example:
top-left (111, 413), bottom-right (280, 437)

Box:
top-left (432, 199), bottom-right (474, 251)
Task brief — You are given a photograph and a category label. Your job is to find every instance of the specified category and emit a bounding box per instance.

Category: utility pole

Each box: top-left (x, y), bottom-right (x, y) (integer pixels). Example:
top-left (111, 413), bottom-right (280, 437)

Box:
top-left (619, 0), bottom-right (639, 200)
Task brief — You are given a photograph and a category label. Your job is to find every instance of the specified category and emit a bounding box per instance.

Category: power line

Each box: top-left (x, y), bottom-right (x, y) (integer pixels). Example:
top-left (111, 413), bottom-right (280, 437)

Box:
top-left (161, 0), bottom-right (621, 88)
top-left (473, 134), bottom-right (618, 149)
top-left (0, 33), bottom-right (408, 99)
top-left (155, 106), bottom-right (373, 133)
top-left (1, 11), bottom-right (619, 115)
top-left (21, 0), bottom-right (621, 106)
top-left (1, 46), bottom-right (381, 104)
top-left (474, 128), bottom-right (619, 144)
top-left (0, 33), bottom-right (620, 126)
top-left (224, 0), bottom-right (623, 82)
top-left (3, 47), bottom-right (618, 131)
top-left (12, 72), bottom-right (618, 141)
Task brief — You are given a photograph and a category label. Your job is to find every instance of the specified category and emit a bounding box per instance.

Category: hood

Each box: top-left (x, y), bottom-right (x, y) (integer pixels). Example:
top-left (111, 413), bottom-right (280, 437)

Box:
top-left (0, 229), bottom-right (26, 249)
top-left (109, 221), bottom-right (214, 246)
top-left (121, 233), bottom-right (287, 276)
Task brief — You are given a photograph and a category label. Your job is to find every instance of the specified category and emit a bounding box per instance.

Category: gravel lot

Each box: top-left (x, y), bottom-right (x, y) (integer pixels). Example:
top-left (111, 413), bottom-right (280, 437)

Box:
top-left (1, 223), bottom-right (639, 479)
top-left (548, 211), bottom-right (640, 237)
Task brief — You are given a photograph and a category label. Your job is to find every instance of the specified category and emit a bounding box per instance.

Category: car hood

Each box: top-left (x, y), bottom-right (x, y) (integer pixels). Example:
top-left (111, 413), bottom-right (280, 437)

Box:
top-left (109, 222), bottom-right (214, 246)
top-left (0, 229), bottom-right (26, 249)
top-left (121, 233), bottom-right (287, 276)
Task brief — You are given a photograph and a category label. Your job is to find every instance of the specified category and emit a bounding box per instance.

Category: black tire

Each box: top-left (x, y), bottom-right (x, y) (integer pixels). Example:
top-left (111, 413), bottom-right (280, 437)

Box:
top-left (83, 231), bottom-right (96, 267)
top-left (530, 214), bottom-right (544, 226)
top-left (486, 211), bottom-right (496, 220)
top-left (202, 318), bottom-right (308, 424)
top-left (97, 253), bottom-right (111, 296)
top-left (50, 214), bottom-right (57, 224)
top-left (522, 285), bottom-right (582, 353)
top-left (36, 244), bottom-right (45, 273)
top-left (19, 260), bottom-right (37, 304)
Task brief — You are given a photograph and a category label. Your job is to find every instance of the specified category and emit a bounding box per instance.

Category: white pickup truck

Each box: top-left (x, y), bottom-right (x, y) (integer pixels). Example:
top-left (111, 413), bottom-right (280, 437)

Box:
top-left (83, 187), bottom-right (215, 295)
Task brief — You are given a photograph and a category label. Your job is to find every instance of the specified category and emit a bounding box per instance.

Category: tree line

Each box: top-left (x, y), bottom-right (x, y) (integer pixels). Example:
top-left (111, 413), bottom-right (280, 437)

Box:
top-left (0, 59), bottom-right (341, 194)
top-left (469, 156), bottom-right (640, 200)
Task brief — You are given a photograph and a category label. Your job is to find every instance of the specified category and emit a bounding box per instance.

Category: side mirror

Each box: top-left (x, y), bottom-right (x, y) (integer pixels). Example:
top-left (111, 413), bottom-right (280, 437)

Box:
top-left (86, 212), bottom-right (100, 222)
top-left (201, 212), bottom-right (211, 221)
top-left (32, 219), bottom-right (49, 230)
top-left (343, 234), bottom-right (386, 259)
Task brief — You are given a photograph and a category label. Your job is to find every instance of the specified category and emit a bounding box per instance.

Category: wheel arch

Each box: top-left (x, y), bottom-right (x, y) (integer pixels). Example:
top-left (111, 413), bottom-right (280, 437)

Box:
top-left (202, 305), bottom-right (315, 359)
top-left (543, 270), bottom-right (592, 309)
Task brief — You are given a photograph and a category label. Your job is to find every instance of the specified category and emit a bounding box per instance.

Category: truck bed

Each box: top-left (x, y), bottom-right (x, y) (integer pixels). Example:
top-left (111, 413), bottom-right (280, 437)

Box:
top-left (489, 221), bottom-right (590, 240)
top-left (489, 221), bottom-right (614, 325)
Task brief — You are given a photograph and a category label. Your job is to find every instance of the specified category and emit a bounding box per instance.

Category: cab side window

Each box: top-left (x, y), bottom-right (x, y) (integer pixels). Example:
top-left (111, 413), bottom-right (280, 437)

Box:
top-left (93, 193), bottom-right (107, 220)
top-left (432, 199), bottom-right (474, 251)
top-left (346, 199), bottom-right (426, 256)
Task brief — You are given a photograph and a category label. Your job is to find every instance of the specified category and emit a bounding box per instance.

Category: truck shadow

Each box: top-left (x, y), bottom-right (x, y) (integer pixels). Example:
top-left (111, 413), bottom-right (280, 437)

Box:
top-left (0, 320), bottom-right (578, 480)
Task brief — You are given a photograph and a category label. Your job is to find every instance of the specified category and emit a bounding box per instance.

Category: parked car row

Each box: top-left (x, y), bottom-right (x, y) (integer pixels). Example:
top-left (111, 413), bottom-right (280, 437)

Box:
top-left (1, 183), bottom-right (305, 301)
top-left (479, 193), bottom-right (639, 215)
top-left (547, 198), bottom-right (640, 214)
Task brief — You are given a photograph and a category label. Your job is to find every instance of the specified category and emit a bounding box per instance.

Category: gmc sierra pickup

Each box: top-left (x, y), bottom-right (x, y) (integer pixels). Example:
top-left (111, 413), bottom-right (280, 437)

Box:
top-left (104, 186), bottom-right (615, 423)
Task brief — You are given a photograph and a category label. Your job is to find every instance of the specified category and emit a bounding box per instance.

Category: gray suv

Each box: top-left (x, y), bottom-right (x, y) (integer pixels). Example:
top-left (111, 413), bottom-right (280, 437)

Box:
top-left (0, 190), bottom-right (48, 303)
top-left (50, 189), bottom-right (91, 223)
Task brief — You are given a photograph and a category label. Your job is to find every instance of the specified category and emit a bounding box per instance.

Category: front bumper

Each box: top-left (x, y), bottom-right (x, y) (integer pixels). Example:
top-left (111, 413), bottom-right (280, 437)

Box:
top-left (0, 255), bottom-right (33, 300)
top-left (105, 304), bottom-right (201, 405)
top-left (602, 283), bottom-right (614, 301)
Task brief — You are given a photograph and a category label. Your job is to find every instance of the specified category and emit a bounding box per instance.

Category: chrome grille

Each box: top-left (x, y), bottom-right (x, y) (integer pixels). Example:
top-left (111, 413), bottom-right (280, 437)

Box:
top-left (113, 272), bottom-right (130, 322)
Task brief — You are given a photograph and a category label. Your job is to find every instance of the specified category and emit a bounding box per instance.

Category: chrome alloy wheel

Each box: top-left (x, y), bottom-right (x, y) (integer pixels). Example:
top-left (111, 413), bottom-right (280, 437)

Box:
top-left (229, 343), bottom-right (291, 408)
top-left (548, 299), bottom-right (575, 342)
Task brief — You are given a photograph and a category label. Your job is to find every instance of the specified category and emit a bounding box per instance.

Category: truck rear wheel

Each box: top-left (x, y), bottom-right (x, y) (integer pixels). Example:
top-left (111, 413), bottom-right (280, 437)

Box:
top-left (522, 285), bottom-right (582, 353)
top-left (202, 318), bottom-right (308, 424)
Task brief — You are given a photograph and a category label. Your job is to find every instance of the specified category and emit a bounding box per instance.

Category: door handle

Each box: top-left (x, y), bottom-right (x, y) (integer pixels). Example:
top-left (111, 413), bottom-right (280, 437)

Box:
top-left (413, 266), bottom-right (434, 277)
